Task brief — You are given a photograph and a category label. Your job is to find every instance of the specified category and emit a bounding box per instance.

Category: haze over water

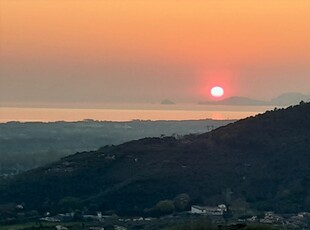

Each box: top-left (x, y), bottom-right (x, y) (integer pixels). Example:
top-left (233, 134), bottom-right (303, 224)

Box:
top-left (0, 104), bottom-right (274, 123)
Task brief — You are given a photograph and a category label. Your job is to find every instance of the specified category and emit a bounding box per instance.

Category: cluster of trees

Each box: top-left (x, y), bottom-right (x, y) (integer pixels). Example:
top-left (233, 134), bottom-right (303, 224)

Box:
top-left (35, 194), bottom-right (192, 217)
top-left (151, 193), bottom-right (191, 216)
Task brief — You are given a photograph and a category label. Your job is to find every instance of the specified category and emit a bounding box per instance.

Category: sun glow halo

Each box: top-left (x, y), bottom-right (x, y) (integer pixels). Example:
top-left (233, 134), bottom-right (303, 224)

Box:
top-left (211, 86), bottom-right (224, 98)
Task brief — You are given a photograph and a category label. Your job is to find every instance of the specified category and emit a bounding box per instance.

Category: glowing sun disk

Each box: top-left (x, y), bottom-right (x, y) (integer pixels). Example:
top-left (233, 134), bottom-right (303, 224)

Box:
top-left (211, 86), bottom-right (224, 98)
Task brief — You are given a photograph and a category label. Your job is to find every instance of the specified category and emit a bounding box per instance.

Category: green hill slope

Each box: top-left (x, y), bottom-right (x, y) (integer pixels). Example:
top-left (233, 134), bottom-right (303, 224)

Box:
top-left (1, 102), bottom-right (310, 215)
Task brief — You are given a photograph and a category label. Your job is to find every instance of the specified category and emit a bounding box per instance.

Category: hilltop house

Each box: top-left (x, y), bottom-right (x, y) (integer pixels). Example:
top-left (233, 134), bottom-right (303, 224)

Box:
top-left (191, 204), bottom-right (227, 215)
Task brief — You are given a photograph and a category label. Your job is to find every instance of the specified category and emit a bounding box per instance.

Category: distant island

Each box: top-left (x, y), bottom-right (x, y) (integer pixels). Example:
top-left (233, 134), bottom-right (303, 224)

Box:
top-left (161, 99), bottom-right (176, 105)
top-left (199, 92), bottom-right (310, 106)
top-left (270, 92), bottom-right (309, 106)
top-left (199, 96), bottom-right (269, 106)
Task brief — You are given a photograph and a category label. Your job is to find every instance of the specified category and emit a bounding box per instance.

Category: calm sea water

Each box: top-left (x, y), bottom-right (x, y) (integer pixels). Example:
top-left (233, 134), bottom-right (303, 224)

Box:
top-left (0, 104), bottom-right (275, 122)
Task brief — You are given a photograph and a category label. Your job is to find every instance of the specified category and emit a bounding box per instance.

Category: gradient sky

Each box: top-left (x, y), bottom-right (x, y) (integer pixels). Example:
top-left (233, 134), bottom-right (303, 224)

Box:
top-left (1, 0), bottom-right (310, 107)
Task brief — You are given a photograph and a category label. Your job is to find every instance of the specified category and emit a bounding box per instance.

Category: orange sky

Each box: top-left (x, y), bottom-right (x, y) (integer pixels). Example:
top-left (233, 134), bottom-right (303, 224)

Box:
top-left (1, 0), bottom-right (310, 105)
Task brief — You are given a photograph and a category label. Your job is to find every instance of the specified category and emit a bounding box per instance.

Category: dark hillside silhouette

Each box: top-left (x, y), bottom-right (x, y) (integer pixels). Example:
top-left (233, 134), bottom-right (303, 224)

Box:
top-left (1, 102), bottom-right (310, 215)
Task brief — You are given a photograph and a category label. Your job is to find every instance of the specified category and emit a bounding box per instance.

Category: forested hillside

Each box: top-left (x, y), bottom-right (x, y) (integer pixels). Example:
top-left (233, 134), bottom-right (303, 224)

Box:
top-left (0, 119), bottom-right (232, 175)
top-left (1, 103), bottom-right (310, 216)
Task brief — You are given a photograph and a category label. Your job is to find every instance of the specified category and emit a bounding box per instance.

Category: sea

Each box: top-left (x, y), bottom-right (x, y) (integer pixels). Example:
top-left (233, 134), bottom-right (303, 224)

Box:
top-left (0, 103), bottom-right (275, 123)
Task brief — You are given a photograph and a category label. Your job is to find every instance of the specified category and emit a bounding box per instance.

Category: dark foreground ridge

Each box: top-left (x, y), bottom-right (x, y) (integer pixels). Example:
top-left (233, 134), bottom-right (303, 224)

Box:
top-left (1, 102), bottom-right (310, 215)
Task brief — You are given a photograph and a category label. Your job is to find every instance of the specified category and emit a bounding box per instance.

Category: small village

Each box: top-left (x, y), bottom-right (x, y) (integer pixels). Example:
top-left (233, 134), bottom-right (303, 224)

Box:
top-left (1, 203), bottom-right (310, 230)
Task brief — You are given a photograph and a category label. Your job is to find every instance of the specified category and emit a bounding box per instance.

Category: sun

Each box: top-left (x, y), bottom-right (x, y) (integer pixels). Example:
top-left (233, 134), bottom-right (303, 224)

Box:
top-left (211, 86), bottom-right (224, 98)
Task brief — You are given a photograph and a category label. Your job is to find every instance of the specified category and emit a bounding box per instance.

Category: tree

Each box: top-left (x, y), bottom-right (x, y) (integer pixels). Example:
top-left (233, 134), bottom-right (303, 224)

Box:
top-left (173, 193), bottom-right (191, 212)
top-left (155, 200), bottom-right (175, 215)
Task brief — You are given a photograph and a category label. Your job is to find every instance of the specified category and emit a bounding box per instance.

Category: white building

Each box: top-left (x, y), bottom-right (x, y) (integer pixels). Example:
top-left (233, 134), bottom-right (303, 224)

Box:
top-left (191, 204), bottom-right (227, 216)
top-left (55, 226), bottom-right (68, 230)
top-left (89, 227), bottom-right (104, 230)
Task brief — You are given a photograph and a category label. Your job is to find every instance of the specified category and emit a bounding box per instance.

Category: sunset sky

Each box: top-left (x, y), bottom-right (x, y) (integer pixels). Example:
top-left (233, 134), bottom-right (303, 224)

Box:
top-left (1, 0), bottom-right (310, 107)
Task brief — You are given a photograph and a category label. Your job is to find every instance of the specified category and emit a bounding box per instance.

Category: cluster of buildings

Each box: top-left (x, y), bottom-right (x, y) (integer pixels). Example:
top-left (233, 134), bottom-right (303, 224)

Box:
top-left (40, 212), bottom-right (104, 223)
top-left (30, 203), bottom-right (310, 229)
top-left (260, 211), bottom-right (310, 229)
top-left (190, 204), bottom-right (310, 229)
